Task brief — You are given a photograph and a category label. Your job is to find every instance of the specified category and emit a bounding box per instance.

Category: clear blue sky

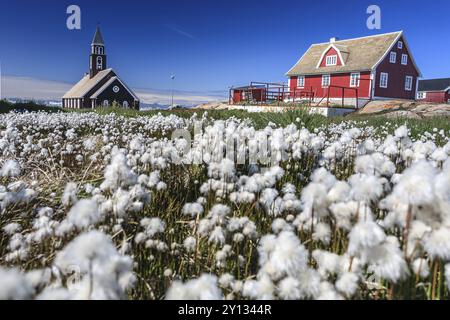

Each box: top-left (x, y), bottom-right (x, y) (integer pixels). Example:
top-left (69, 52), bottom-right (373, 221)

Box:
top-left (1, 0), bottom-right (449, 94)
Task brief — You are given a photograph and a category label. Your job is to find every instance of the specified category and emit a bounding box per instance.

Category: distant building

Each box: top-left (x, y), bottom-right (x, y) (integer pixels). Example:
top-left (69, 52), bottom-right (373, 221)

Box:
top-left (286, 31), bottom-right (421, 106)
top-left (62, 27), bottom-right (139, 109)
top-left (417, 78), bottom-right (450, 103)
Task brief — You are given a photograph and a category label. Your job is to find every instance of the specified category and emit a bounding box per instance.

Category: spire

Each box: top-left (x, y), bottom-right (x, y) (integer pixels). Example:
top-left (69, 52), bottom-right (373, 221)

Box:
top-left (92, 26), bottom-right (105, 45)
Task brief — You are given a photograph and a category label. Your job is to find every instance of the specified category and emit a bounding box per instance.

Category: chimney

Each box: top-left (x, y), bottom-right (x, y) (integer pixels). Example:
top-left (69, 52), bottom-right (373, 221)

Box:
top-left (330, 37), bottom-right (339, 43)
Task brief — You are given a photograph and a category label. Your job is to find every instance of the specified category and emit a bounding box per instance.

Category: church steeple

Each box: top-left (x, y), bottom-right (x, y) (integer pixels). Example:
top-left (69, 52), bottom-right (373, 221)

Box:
top-left (89, 26), bottom-right (107, 78)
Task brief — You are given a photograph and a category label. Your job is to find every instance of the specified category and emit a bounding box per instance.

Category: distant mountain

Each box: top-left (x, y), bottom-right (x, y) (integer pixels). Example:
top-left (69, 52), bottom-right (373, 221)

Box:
top-left (139, 102), bottom-right (170, 110)
top-left (5, 98), bottom-right (196, 111)
top-left (6, 98), bottom-right (62, 107)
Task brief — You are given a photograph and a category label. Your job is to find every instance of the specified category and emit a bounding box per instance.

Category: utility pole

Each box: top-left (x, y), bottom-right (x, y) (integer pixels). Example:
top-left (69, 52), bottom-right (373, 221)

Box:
top-left (171, 74), bottom-right (175, 108)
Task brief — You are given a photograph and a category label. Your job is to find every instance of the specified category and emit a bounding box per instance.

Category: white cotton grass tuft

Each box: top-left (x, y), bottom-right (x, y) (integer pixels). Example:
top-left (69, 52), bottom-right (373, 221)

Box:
top-left (277, 277), bottom-right (301, 300)
top-left (411, 258), bottom-right (430, 279)
top-left (335, 272), bottom-right (359, 297)
top-left (1, 160), bottom-right (21, 177)
top-left (165, 274), bottom-right (223, 300)
top-left (392, 160), bottom-right (437, 206)
top-left (182, 202), bottom-right (204, 218)
top-left (348, 220), bottom-right (386, 256)
top-left (54, 230), bottom-right (134, 299)
top-left (423, 227), bottom-right (450, 260)
top-left (258, 231), bottom-right (308, 280)
top-left (65, 199), bottom-right (102, 230)
top-left (100, 151), bottom-right (137, 192)
top-left (61, 182), bottom-right (78, 207)
top-left (183, 236), bottom-right (196, 252)
top-left (0, 267), bottom-right (34, 299)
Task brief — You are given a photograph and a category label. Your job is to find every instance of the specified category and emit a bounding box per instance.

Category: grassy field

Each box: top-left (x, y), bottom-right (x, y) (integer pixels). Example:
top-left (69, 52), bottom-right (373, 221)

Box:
top-left (1, 101), bottom-right (450, 300)
top-left (2, 99), bottom-right (450, 140)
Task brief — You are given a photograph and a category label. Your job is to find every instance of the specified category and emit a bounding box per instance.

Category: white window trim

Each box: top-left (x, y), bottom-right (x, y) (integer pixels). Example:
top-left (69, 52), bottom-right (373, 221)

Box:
top-left (297, 76), bottom-right (305, 88)
top-left (380, 72), bottom-right (389, 88)
top-left (325, 55), bottom-right (337, 66)
top-left (96, 56), bottom-right (103, 70)
top-left (417, 92), bottom-right (426, 99)
top-left (405, 76), bottom-right (413, 91)
top-left (401, 54), bottom-right (408, 65)
top-left (389, 52), bottom-right (397, 64)
top-left (398, 41), bottom-right (403, 49)
top-left (350, 72), bottom-right (360, 87)
top-left (322, 74), bottom-right (331, 87)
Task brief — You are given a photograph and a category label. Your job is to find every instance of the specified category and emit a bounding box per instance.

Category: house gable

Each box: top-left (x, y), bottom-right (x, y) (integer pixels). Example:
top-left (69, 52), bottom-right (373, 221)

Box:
top-left (317, 45), bottom-right (345, 68)
top-left (373, 35), bottom-right (421, 100)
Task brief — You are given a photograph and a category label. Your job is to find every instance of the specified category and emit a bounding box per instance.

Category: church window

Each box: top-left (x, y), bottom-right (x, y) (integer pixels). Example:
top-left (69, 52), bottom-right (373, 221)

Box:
top-left (123, 101), bottom-right (129, 108)
top-left (103, 100), bottom-right (109, 107)
top-left (97, 56), bottom-right (103, 70)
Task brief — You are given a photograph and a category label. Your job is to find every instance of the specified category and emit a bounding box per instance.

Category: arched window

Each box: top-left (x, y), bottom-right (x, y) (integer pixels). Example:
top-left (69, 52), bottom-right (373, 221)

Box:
top-left (97, 56), bottom-right (103, 70)
top-left (103, 100), bottom-right (109, 107)
top-left (123, 101), bottom-right (129, 109)
top-left (99, 47), bottom-right (103, 54)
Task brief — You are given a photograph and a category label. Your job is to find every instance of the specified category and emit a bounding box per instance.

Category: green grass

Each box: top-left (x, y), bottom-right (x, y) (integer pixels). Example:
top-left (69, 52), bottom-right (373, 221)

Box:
top-left (0, 100), bottom-right (63, 114)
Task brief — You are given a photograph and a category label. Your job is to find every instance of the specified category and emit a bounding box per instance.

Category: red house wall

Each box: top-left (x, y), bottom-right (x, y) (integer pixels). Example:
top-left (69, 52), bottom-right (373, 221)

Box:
top-left (374, 36), bottom-right (419, 100)
top-left (290, 71), bottom-right (371, 99)
top-left (319, 47), bottom-right (343, 67)
top-left (424, 91), bottom-right (447, 103)
top-left (232, 88), bottom-right (266, 103)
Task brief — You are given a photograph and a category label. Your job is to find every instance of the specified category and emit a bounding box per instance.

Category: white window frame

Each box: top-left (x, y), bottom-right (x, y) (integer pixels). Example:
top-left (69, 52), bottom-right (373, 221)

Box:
top-left (322, 74), bottom-right (331, 87)
top-left (325, 55), bottom-right (337, 66)
top-left (401, 54), bottom-right (408, 65)
top-left (297, 76), bottom-right (305, 88)
top-left (398, 41), bottom-right (403, 49)
top-left (350, 72), bottom-right (360, 87)
top-left (380, 72), bottom-right (389, 88)
top-left (417, 92), bottom-right (426, 100)
top-left (405, 76), bottom-right (413, 91)
top-left (389, 52), bottom-right (397, 64)
top-left (96, 56), bottom-right (103, 70)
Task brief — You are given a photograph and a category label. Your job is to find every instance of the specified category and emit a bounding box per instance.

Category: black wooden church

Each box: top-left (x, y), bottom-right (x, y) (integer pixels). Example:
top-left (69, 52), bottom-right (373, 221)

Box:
top-left (62, 27), bottom-right (140, 109)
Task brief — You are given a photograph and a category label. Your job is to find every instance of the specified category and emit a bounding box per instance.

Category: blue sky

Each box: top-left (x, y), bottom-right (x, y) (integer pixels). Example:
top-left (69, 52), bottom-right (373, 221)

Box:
top-left (1, 0), bottom-right (450, 102)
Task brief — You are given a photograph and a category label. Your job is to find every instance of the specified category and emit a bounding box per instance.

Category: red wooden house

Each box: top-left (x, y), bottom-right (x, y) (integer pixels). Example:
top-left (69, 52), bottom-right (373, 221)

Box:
top-left (231, 85), bottom-right (266, 104)
top-left (417, 78), bottom-right (450, 103)
top-left (286, 31), bottom-right (421, 107)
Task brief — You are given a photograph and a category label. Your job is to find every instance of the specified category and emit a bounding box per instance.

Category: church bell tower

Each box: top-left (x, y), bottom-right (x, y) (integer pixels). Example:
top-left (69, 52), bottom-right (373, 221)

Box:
top-left (89, 26), bottom-right (107, 78)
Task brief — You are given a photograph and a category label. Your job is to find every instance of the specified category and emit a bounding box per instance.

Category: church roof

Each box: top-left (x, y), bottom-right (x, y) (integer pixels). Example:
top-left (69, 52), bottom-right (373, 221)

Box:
top-left (62, 69), bottom-right (113, 98)
top-left (92, 26), bottom-right (105, 45)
